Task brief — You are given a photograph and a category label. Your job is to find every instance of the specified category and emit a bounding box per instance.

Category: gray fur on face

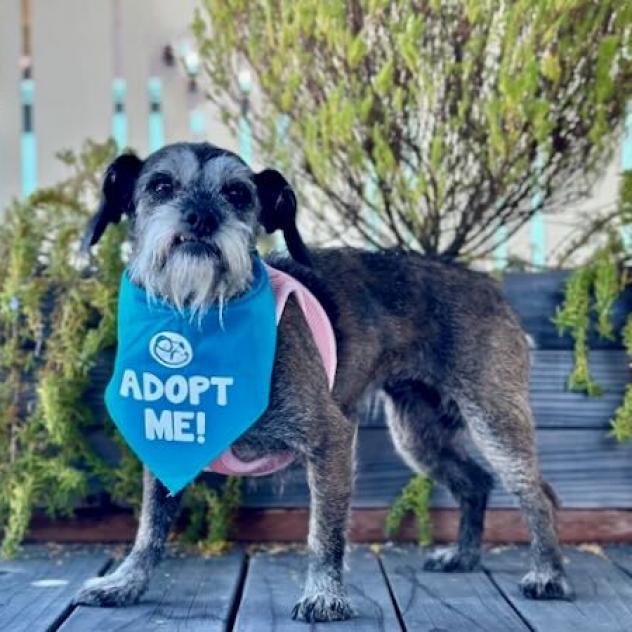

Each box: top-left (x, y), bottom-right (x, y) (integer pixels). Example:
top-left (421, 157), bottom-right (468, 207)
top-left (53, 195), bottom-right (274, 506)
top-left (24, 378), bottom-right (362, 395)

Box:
top-left (128, 147), bottom-right (257, 320)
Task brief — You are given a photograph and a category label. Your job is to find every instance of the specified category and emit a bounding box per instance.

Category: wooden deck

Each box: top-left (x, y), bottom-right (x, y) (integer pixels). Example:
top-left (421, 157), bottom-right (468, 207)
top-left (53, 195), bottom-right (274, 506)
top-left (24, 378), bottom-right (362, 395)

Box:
top-left (3, 545), bottom-right (632, 631)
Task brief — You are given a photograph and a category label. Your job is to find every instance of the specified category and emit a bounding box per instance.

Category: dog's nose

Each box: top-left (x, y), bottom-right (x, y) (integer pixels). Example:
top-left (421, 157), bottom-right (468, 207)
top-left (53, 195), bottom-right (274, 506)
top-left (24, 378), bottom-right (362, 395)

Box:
top-left (184, 209), bottom-right (218, 235)
top-left (184, 210), bottom-right (200, 228)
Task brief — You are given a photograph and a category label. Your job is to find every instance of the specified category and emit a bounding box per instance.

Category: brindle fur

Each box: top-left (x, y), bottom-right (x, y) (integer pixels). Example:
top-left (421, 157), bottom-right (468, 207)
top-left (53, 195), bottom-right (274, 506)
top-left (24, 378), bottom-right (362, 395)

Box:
top-left (75, 143), bottom-right (573, 623)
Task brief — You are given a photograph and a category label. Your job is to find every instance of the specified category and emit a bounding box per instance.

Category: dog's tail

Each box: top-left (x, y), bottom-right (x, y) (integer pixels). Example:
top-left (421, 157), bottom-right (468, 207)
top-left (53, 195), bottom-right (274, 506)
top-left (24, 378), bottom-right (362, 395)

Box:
top-left (256, 169), bottom-right (313, 268)
top-left (282, 221), bottom-right (313, 268)
top-left (541, 478), bottom-right (561, 510)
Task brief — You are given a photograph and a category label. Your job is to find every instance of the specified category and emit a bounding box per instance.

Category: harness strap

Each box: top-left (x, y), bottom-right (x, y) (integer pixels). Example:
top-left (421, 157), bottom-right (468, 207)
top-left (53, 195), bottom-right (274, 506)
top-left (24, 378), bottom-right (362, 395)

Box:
top-left (207, 263), bottom-right (337, 476)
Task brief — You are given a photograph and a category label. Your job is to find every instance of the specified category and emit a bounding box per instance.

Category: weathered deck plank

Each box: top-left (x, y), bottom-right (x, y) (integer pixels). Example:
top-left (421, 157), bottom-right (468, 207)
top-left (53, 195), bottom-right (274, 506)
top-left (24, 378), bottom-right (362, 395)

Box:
top-left (605, 545), bottom-right (632, 576)
top-left (60, 548), bottom-right (245, 632)
top-left (235, 546), bottom-right (401, 631)
top-left (380, 545), bottom-right (529, 631)
top-left (484, 546), bottom-right (632, 632)
top-left (0, 545), bottom-right (111, 632)
top-left (4, 545), bottom-right (632, 630)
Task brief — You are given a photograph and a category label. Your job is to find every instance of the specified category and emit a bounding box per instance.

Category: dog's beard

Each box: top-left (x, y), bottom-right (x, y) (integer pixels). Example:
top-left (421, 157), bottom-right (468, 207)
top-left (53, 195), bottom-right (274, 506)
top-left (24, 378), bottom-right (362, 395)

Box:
top-left (128, 206), bottom-right (254, 321)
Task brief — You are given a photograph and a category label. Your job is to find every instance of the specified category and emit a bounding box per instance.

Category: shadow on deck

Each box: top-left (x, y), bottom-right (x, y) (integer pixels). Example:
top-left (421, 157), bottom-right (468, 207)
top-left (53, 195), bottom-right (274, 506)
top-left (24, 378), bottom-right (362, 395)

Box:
top-left (2, 544), bottom-right (632, 631)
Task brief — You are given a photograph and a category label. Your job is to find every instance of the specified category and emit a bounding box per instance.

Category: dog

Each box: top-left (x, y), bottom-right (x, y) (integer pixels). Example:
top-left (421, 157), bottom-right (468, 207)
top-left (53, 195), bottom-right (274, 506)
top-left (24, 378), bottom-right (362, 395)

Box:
top-left (75, 141), bottom-right (573, 622)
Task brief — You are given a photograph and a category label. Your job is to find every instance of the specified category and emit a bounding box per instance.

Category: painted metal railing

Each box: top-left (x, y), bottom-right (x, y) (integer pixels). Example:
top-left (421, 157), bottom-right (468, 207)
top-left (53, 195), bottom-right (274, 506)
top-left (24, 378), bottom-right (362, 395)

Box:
top-left (20, 77), bottom-right (37, 197)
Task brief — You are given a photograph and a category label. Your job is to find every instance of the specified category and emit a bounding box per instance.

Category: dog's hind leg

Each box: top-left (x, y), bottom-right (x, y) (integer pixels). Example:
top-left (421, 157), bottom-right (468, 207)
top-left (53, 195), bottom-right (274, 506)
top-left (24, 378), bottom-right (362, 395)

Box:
top-left (291, 405), bottom-right (356, 623)
top-left (383, 381), bottom-right (493, 571)
top-left (74, 468), bottom-right (182, 607)
top-left (458, 393), bottom-right (574, 600)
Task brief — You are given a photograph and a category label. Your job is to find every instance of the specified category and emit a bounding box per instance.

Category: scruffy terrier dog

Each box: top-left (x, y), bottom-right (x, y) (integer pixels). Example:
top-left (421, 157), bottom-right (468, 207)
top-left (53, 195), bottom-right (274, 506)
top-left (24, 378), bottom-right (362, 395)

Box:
top-left (75, 142), bottom-right (573, 622)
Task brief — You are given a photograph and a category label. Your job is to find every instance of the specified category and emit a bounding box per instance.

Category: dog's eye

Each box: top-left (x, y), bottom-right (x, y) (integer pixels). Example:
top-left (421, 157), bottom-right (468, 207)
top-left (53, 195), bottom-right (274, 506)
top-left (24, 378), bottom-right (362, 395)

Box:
top-left (148, 175), bottom-right (174, 197)
top-left (222, 182), bottom-right (251, 207)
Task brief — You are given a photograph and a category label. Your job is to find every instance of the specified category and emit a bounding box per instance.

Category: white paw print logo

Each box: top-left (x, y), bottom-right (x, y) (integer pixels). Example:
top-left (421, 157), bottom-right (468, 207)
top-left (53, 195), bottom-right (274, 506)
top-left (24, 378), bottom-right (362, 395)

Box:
top-left (149, 331), bottom-right (193, 368)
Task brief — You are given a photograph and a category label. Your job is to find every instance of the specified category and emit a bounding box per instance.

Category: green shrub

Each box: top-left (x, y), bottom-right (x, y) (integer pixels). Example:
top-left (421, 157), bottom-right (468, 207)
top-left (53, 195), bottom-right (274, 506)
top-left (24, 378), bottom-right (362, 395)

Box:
top-left (386, 475), bottom-right (433, 546)
top-left (0, 140), bottom-right (135, 556)
top-left (181, 478), bottom-right (242, 554)
top-left (554, 171), bottom-right (632, 441)
top-left (194, 0), bottom-right (631, 259)
top-left (0, 140), bottom-right (240, 556)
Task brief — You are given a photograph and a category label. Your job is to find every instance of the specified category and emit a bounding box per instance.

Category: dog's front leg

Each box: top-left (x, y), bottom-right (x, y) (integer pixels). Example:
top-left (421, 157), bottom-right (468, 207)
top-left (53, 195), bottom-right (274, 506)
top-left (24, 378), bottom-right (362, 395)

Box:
top-left (75, 468), bottom-right (182, 607)
top-left (292, 412), bottom-right (356, 623)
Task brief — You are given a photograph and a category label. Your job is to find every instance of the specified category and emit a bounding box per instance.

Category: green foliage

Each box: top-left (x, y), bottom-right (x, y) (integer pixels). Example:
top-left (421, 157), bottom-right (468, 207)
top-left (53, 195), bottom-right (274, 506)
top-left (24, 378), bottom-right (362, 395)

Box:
top-left (594, 250), bottom-right (620, 340)
top-left (611, 389), bottom-right (632, 441)
top-left (553, 266), bottom-right (593, 392)
top-left (555, 170), bottom-right (632, 441)
top-left (554, 266), bottom-right (600, 396)
top-left (386, 474), bottom-right (433, 546)
top-left (0, 141), bottom-right (240, 556)
top-left (0, 140), bottom-right (128, 556)
top-left (620, 171), bottom-right (632, 226)
top-left (554, 250), bottom-right (622, 396)
top-left (181, 477), bottom-right (242, 554)
top-left (194, 0), bottom-right (631, 258)
top-left (611, 312), bottom-right (632, 442)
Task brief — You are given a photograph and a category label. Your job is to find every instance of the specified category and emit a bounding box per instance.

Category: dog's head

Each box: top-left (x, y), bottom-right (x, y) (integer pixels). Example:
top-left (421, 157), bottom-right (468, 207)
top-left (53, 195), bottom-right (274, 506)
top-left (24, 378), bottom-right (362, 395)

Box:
top-left (84, 142), bottom-right (309, 316)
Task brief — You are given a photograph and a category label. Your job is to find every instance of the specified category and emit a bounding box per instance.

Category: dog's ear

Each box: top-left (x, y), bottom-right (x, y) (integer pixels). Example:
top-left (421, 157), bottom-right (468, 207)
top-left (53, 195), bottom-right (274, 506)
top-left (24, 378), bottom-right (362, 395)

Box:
top-left (254, 169), bottom-right (312, 267)
top-left (81, 153), bottom-right (143, 251)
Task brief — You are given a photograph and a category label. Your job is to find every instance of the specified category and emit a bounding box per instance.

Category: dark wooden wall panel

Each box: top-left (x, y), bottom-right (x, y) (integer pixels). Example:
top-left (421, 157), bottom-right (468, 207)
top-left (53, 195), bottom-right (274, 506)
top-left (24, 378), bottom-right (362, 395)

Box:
top-left (359, 350), bottom-right (629, 429)
top-left (502, 271), bottom-right (632, 350)
top-left (232, 427), bottom-right (632, 510)
top-left (530, 351), bottom-right (628, 429)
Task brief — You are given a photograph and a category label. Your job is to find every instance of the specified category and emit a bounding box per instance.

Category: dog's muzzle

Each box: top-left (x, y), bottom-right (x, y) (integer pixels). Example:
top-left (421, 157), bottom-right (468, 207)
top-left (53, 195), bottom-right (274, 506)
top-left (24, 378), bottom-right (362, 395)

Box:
top-left (170, 207), bottom-right (222, 258)
top-left (171, 232), bottom-right (221, 259)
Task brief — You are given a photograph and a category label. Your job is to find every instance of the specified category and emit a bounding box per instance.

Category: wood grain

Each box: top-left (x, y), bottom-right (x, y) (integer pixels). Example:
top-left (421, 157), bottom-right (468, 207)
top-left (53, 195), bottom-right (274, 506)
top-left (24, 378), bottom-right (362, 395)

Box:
top-left (529, 351), bottom-right (628, 429)
top-left (235, 547), bottom-right (401, 631)
top-left (7, 544), bottom-right (632, 631)
top-left (60, 549), bottom-right (245, 632)
top-left (604, 546), bottom-right (632, 577)
top-left (0, 545), bottom-right (110, 632)
top-left (24, 508), bottom-right (632, 544)
top-left (502, 270), bottom-right (632, 350)
top-left (381, 546), bottom-right (528, 631)
top-left (359, 350), bottom-right (630, 429)
top-left (235, 427), bottom-right (632, 508)
top-left (230, 508), bottom-right (632, 545)
top-left (88, 352), bottom-right (629, 432)
top-left (484, 546), bottom-right (632, 632)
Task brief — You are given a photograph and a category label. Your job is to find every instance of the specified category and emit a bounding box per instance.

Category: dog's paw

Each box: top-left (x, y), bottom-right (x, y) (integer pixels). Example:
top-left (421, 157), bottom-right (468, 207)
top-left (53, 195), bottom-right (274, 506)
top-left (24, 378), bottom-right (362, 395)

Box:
top-left (73, 571), bottom-right (148, 607)
top-left (519, 569), bottom-right (575, 601)
top-left (291, 591), bottom-right (354, 623)
top-left (423, 546), bottom-right (480, 572)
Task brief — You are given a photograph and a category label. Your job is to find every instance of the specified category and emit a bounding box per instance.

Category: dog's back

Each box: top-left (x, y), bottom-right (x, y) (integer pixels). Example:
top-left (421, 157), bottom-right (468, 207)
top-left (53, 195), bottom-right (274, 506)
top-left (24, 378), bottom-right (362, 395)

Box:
top-left (268, 247), bottom-right (528, 405)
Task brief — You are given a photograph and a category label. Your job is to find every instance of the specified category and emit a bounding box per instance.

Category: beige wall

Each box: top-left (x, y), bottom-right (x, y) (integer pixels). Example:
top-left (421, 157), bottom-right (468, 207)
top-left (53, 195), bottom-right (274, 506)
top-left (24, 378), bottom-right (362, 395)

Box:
top-left (498, 142), bottom-right (622, 269)
top-left (0, 0), bottom-right (22, 208)
top-left (545, 144), bottom-right (621, 267)
top-left (32, 0), bottom-right (113, 186)
top-left (0, 0), bottom-right (236, 207)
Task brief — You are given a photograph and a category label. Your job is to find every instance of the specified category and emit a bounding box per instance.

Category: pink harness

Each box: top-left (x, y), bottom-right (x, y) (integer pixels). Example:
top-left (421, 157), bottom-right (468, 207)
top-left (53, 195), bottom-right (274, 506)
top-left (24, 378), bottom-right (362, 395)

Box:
top-left (206, 263), bottom-right (337, 476)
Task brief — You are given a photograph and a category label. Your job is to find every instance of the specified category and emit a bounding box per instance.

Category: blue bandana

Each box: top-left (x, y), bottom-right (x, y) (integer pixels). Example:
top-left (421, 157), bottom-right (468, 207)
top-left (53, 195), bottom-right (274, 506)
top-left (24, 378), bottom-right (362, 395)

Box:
top-left (105, 257), bottom-right (277, 494)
